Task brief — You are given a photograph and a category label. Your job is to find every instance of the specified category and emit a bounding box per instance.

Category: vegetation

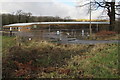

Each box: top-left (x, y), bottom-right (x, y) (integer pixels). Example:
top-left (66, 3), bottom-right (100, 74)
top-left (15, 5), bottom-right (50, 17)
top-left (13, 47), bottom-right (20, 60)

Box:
top-left (70, 30), bottom-right (119, 40)
top-left (94, 30), bottom-right (119, 40)
top-left (2, 10), bottom-right (74, 26)
top-left (2, 36), bottom-right (119, 79)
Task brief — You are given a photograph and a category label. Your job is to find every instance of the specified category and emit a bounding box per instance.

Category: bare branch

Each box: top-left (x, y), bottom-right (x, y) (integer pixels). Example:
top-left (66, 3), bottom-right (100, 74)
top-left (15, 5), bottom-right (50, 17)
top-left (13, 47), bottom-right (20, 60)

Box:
top-left (76, 2), bottom-right (90, 7)
top-left (115, 5), bottom-right (120, 7)
top-left (94, 1), bottom-right (106, 8)
top-left (115, 13), bottom-right (120, 15)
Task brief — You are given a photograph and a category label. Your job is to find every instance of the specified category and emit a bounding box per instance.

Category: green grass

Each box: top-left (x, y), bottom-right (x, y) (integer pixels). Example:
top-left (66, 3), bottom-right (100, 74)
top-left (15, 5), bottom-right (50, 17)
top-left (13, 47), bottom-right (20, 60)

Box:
top-left (2, 36), bottom-right (119, 78)
top-left (2, 36), bottom-right (16, 49)
top-left (66, 43), bottom-right (119, 78)
top-left (2, 36), bottom-right (16, 57)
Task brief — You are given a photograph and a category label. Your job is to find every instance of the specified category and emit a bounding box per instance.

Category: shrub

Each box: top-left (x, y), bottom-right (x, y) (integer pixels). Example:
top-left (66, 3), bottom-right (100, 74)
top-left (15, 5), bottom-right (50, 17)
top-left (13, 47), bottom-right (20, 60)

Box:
top-left (2, 41), bottom-right (88, 78)
top-left (96, 30), bottom-right (116, 36)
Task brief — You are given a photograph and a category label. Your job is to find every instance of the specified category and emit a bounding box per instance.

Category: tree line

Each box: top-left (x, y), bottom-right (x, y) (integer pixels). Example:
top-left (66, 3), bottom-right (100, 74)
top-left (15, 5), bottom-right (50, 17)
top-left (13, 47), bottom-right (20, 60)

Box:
top-left (2, 10), bottom-right (114, 26)
top-left (2, 10), bottom-right (74, 26)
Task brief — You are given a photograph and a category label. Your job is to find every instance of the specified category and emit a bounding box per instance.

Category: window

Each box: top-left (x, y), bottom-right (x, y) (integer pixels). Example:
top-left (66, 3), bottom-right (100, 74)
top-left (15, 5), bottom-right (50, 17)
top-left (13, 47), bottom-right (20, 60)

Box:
top-left (33, 25), bottom-right (37, 28)
top-left (26, 27), bottom-right (31, 29)
top-left (18, 27), bottom-right (21, 29)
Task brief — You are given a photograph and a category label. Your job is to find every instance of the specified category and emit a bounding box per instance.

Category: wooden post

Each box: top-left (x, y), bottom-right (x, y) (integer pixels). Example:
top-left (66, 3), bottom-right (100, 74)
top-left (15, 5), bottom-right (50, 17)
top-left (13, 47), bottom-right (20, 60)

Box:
top-left (97, 23), bottom-right (99, 32)
top-left (10, 31), bottom-right (12, 37)
top-left (49, 25), bottom-right (51, 33)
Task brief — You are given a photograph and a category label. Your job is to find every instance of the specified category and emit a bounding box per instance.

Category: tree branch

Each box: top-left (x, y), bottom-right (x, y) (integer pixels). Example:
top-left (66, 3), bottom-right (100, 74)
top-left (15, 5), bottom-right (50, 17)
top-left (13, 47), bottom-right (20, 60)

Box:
top-left (115, 13), bottom-right (120, 15)
top-left (76, 2), bottom-right (90, 7)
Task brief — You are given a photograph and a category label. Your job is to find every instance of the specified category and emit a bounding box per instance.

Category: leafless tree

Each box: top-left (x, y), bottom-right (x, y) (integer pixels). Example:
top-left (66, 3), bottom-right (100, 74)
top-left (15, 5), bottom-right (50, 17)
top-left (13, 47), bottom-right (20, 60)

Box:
top-left (77, 0), bottom-right (120, 31)
top-left (16, 10), bottom-right (23, 23)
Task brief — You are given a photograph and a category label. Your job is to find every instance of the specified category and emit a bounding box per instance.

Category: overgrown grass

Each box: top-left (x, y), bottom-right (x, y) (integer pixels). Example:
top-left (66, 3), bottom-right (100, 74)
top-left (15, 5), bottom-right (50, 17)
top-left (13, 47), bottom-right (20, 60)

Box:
top-left (2, 36), bottom-right (16, 49)
top-left (2, 36), bottom-right (16, 57)
top-left (66, 43), bottom-right (119, 78)
top-left (2, 36), bottom-right (119, 78)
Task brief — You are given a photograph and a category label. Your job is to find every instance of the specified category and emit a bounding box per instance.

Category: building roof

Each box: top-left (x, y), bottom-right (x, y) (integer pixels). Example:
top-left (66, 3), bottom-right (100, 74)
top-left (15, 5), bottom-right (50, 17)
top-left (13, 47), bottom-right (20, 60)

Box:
top-left (4, 23), bottom-right (35, 27)
top-left (4, 22), bottom-right (109, 27)
top-left (39, 22), bottom-right (109, 25)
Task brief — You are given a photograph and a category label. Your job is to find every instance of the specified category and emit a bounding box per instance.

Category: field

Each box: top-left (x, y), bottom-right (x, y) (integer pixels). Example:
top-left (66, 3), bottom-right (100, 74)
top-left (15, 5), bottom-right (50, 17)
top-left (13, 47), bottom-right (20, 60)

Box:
top-left (2, 36), bottom-right (119, 78)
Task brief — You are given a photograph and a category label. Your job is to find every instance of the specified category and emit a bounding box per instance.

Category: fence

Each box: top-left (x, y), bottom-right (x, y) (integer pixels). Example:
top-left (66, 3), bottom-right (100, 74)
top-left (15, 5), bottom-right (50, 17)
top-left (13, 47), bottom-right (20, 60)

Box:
top-left (3, 29), bottom-right (91, 41)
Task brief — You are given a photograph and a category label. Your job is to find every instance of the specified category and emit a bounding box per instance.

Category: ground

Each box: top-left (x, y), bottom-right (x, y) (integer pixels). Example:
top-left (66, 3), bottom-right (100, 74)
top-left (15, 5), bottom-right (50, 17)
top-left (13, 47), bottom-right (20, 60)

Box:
top-left (2, 35), bottom-right (120, 78)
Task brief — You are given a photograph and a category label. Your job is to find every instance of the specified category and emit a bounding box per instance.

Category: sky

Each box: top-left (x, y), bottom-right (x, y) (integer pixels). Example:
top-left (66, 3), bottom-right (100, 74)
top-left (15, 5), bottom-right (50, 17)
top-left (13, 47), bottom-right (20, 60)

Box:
top-left (0, 0), bottom-right (119, 19)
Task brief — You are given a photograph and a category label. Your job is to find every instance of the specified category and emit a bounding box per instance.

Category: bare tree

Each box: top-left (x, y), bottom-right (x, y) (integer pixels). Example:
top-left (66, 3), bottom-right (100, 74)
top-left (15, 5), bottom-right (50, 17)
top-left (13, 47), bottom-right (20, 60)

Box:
top-left (77, 0), bottom-right (120, 31)
top-left (16, 10), bottom-right (23, 23)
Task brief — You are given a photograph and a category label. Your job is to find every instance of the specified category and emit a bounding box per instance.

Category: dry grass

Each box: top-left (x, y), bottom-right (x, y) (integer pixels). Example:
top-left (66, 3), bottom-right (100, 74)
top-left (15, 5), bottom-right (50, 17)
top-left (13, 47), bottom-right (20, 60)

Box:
top-left (2, 36), bottom-right (119, 78)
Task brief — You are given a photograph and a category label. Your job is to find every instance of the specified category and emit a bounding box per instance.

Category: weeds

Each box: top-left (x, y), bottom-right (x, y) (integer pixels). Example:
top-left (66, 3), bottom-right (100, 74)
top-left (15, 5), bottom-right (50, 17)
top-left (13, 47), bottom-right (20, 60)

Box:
top-left (2, 36), bottom-right (119, 78)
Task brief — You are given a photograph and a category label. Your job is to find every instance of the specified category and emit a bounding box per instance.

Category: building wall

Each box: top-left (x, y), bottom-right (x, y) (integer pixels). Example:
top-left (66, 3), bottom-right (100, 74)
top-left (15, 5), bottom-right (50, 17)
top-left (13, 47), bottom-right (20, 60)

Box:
top-left (18, 26), bottom-right (31, 31)
top-left (3, 24), bottom-right (109, 32)
top-left (3, 25), bottom-right (31, 32)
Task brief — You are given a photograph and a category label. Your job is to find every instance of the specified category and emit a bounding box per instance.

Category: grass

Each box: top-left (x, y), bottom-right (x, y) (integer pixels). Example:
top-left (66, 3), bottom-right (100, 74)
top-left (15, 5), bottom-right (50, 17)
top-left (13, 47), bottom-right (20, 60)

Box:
top-left (66, 43), bottom-right (119, 78)
top-left (2, 36), bottom-right (16, 57)
top-left (2, 36), bottom-right (16, 49)
top-left (2, 35), bottom-right (119, 78)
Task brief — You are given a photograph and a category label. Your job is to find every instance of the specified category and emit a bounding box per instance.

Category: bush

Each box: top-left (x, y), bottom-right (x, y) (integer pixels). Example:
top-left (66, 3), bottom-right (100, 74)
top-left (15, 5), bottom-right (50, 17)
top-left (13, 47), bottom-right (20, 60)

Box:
top-left (96, 30), bottom-right (117, 36)
top-left (2, 41), bottom-right (88, 78)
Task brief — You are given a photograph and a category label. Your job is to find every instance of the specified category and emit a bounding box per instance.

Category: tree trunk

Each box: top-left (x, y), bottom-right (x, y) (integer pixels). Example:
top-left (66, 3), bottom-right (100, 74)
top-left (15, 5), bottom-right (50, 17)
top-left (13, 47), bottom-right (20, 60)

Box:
top-left (109, 2), bottom-right (115, 31)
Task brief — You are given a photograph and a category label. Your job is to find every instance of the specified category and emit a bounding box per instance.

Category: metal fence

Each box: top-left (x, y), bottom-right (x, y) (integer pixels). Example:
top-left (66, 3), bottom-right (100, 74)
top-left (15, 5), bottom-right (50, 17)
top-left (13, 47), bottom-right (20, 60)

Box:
top-left (2, 29), bottom-right (92, 43)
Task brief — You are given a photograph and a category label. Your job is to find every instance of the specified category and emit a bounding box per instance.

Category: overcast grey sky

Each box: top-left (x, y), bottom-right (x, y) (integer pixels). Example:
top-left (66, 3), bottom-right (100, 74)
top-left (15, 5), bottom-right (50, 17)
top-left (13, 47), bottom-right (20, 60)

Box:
top-left (0, 0), bottom-right (118, 19)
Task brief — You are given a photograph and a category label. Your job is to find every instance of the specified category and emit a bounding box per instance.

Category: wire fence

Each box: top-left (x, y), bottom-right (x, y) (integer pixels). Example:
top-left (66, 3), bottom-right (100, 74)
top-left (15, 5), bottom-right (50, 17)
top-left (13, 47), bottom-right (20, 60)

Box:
top-left (3, 29), bottom-right (91, 41)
